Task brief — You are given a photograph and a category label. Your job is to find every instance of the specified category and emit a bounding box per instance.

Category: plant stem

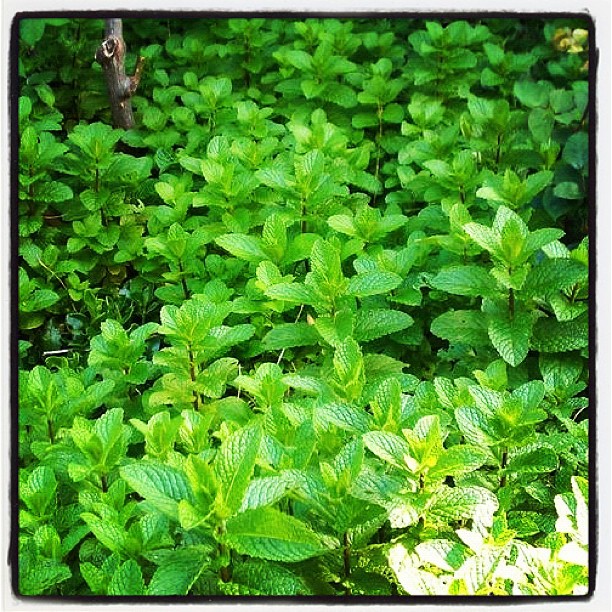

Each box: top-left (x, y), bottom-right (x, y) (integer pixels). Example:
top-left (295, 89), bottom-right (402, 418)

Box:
top-left (343, 531), bottom-right (352, 595)
top-left (187, 344), bottom-right (200, 410)
top-left (495, 133), bottom-right (503, 168)
top-left (508, 287), bottom-right (515, 319)
top-left (499, 447), bottom-right (508, 488)
top-left (373, 104), bottom-right (384, 206)
top-left (178, 261), bottom-right (189, 299)
top-left (47, 418), bottom-right (55, 444)
top-left (217, 521), bottom-right (232, 582)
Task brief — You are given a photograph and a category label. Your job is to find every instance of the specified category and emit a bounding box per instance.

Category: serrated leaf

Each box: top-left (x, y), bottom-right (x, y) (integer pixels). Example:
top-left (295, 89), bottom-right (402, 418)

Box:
top-left (430, 485), bottom-right (498, 525)
top-left (428, 445), bottom-right (491, 480)
top-left (146, 546), bottom-right (210, 595)
top-left (80, 513), bottom-right (127, 555)
top-left (265, 282), bottom-right (318, 305)
top-left (215, 424), bottom-right (262, 515)
top-left (523, 258), bottom-right (587, 297)
top-left (315, 402), bottom-right (370, 434)
top-left (224, 507), bottom-right (336, 562)
top-left (431, 265), bottom-right (499, 298)
top-left (232, 560), bottom-right (312, 595)
top-left (120, 462), bottom-right (194, 519)
top-left (240, 472), bottom-right (295, 512)
top-left (430, 310), bottom-right (490, 346)
top-left (415, 539), bottom-right (467, 572)
top-left (108, 559), bottom-right (144, 596)
top-left (363, 430), bottom-right (412, 470)
top-left (505, 447), bottom-right (558, 475)
top-left (215, 233), bottom-right (268, 263)
top-left (19, 558), bottom-right (71, 595)
top-left (456, 548), bottom-right (505, 593)
top-left (463, 222), bottom-right (501, 256)
top-left (347, 271), bottom-right (402, 297)
top-left (389, 543), bottom-right (447, 595)
top-left (22, 465), bottom-right (57, 516)
top-left (455, 406), bottom-right (499, 446)
top-left (531, 314), bottom-right (588, 352)
top-left (262, 322), bottom-right (320, 350)
top-left (487, 309), bottom-right (534, 367)
top-left (354, 309), bottom-right (413, 342)
top-left (328, 214), bottom-right (357, 236)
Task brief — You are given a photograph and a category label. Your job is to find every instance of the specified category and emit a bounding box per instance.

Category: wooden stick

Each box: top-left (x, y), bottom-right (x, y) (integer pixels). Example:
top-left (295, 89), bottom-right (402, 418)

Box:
top-left (95, 18), bottom-right (144, 129)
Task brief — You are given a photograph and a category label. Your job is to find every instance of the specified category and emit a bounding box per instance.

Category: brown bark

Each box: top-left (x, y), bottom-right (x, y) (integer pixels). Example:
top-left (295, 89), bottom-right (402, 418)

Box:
top-left (95, 18), bottom-right (144, 129)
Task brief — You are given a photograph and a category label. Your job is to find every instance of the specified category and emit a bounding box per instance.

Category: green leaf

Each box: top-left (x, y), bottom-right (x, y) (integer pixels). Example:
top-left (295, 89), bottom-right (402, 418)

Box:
top-left (265, 282), bottom-right (318, 306)
top-left (19, 557), bottom-right (71, 595)
top-left (487, 307), bottom-right (535, 367)
top-left (562, 132), bottom-right (588, 170)
top-left (20, 19), bottom-right (46, 46)
top-left (523, 258), bottom-right (587, 297)
top-left (315, 402), bottom-right (370, 434)
top-left (262, 322), bottom-right (320, 350)
top-left (528, 108), bottom-right (555, 143)
top-left (22, 466), bottom-right (57, 516)
top-left (215, 424), bottom-right (262, 516)
top-left (431, 266), bottom-right (499, 298)
top-left (332, 337), bottom-right (365, 400)
top-left (531, 314), bottom-right (588, 352)
top-left (108, 560), bottom-right (145, 596)
top-left (347, 271), bottom-right (403, 297)
top-left (430, 485), bottom-right (498, 524)
top-left (554, 182), bottom-right (583, 200)
top-left (523, 228), bottom-right (565, 256)
top-left (504, 446), bottom-right (558, 475)
top-left (455, 406), bottom-right (499, 446)
top-left (34, 181), bottom-right (73, 203)
top-left (22, 289), bottom-right (60, 312)
top-left (120, 462), bottom-right (194, 519)
top-left (430, 310), bottom-right (490, 346)
top-left (463, 222), bottom-right (501, 257)
top-left (147, 546), bottom-right (211, 595)
top-left (328, 214), bottom-right (357, 236)
top-left (428, 445), bottom-right (491, 480)
top-left (354, 309), bottom-right (413, 342)
top-left (363, 430), bottom-right (412, 471)
top-left (240, 473), bottom-right (295, 512)
top-left (232, 560), bottom-right (312, 595)
top-left (80, 513), bottom-right (127, 555)
top-left (224, 507), bottom-right (336, 562)
top-left (215, 233), bottom-right (268, 263)
top-left (514, 80), bottom-right (550, 108)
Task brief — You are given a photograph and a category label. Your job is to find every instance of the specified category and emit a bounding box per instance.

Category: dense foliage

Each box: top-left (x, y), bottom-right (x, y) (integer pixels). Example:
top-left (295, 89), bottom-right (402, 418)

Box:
top-left (16, 16), bottom-right (591, 597)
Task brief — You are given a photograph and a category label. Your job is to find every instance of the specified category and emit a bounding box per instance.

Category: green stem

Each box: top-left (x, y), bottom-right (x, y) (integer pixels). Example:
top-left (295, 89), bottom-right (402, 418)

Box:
top-left (343, 532), bottom-right (352, 595)
top-left (300, 198), bottom-right (307, 235)
top-left (495, 133), bottom-right (503, 168)
top-left (178, 261), bottom-right (189, 299)
top-left (217, 522), bottom-right (232, 582)
top-left (499, 447), bottom-right (508, 488)
top-left (508, 287), bottom-right (515, 319)
top-left (373, 104), bottom-right (383, 206)
top-left (187, 344), bottom-right (200, 410)
top-left (47, 418), bottom-right (55, 444)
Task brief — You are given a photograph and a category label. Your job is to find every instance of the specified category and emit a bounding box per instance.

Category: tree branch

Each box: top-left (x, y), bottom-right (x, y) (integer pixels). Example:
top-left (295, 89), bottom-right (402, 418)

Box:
top-left (95, 18), bottom-right (144, 129)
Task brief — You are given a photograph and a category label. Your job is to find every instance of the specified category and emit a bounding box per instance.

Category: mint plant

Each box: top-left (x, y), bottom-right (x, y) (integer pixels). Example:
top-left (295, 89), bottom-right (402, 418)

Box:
top-left (16, 15), bottom-right (591, 598)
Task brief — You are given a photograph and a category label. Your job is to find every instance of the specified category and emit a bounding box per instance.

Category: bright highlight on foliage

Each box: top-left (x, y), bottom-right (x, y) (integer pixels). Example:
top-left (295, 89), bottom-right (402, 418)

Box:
top-left (17, 14), bottom-right (590, 598)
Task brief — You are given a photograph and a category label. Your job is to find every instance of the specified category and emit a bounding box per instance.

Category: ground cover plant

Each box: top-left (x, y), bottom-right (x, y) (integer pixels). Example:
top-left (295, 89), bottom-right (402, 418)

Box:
top-left (15, 14), bottom-right (591, 598)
